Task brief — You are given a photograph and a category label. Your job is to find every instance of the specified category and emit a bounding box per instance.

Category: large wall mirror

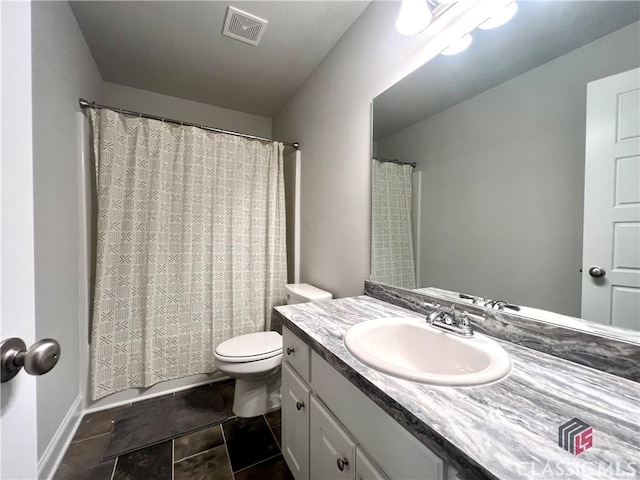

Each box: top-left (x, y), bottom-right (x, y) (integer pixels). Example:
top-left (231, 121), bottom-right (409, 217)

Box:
top-left (371, 1), bottom-right (640, 338)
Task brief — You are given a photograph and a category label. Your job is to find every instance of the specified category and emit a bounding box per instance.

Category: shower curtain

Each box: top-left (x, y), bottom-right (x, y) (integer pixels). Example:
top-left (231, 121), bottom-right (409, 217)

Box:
top-left (88, 109), bottom-right (287, 400)
top-left (371, 160), bottom-right (416, 289)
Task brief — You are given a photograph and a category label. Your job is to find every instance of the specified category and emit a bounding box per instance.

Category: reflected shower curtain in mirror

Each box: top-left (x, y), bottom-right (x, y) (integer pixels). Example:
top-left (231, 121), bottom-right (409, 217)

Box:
top-left (371, 160), bottom-right (416, 289)
top-left (88, 109), bottom-right (286, 400)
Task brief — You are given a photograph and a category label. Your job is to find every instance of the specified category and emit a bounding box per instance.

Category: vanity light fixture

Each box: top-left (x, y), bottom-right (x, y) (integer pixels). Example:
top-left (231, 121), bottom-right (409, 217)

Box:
top-left (478, 1), bottom-right (518, 30)
top-left (440, 33), bottom-right (473, 55)
top-left (395, 0), bottom-right (433, 35)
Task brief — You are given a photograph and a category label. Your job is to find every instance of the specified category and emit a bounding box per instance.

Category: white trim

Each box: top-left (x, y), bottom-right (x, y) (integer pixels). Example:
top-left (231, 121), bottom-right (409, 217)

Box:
top-left (77, 112), bottom-right (92, 408)
top-left (83, 373), bottom-right (230, 414)
top-left (293, 150), bottom-right (301, 283)
top-left (37, 394), bottom-right (84, 480)
top-left (411, 171), bottom-right (422, 287)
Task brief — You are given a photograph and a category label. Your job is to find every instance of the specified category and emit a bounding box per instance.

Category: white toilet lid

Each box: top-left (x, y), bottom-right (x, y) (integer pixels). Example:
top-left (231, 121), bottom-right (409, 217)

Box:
top-left (215, 331), bottom-right (282, 362)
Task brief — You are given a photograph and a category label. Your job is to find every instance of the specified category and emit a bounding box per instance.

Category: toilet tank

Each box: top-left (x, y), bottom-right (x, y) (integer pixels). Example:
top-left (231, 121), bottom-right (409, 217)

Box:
top-left (285, 283), bottom-right (332, 305)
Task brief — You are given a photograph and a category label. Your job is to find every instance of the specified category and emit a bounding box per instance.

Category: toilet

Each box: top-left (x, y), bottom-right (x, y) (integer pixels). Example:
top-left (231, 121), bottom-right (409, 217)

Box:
top-left (214, 283), bottom-right (332, 417)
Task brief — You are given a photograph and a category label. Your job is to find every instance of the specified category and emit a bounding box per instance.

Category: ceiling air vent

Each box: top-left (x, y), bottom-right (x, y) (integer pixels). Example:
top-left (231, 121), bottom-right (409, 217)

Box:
top-left (222, 6), bottom-right (268, 46)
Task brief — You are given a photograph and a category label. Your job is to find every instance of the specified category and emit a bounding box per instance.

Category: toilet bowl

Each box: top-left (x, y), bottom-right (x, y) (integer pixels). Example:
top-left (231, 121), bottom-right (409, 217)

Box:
top-left (214, 283), bottom-right (332, 418)
top-left (214, 331), bottom-right (283, 418)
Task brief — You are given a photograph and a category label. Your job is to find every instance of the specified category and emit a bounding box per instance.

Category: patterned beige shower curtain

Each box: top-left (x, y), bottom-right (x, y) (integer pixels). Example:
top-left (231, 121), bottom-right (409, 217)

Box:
top-left (88, 109), bottom-right (287, 400)
top-left (370, 160), bottom-right (416, 289)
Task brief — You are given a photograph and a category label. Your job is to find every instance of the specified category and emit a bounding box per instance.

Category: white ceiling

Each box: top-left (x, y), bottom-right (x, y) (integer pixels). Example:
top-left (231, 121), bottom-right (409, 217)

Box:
top-left (373, 1), bottom-right (640, 139)
top-left (70, 1), bottom-right (370, 117)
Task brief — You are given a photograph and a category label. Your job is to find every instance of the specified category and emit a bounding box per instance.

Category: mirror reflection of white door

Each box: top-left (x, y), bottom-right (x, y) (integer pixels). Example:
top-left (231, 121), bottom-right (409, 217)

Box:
top-left (0, 2), bottom-right (40, 478)
top-left (582, 67), bottom-right (640, 330)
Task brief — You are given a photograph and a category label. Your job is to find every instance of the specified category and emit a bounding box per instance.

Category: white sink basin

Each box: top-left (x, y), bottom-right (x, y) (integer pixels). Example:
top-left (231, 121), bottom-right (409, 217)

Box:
top-left (344, 317), bottom-right (511, 386)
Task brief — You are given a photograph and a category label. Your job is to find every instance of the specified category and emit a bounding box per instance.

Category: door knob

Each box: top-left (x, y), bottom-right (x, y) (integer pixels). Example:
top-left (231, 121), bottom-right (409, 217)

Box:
top-left (588, 266), bottom-right (606, 278)
top-left (1, 337), bottom-right (61, 383)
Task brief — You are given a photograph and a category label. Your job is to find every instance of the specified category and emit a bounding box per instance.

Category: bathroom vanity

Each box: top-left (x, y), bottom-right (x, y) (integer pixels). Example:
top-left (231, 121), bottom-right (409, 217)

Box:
top-left (280, 324), bottom-right (449, 480)
top-left (274, 295), bottom-right (640, 480)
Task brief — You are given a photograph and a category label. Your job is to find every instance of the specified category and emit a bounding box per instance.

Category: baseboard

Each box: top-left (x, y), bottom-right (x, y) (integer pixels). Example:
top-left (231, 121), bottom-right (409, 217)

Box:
top-left (38, 393), bottom-right (84, 480)
top-left (83, 373), bottom-right (230, 414)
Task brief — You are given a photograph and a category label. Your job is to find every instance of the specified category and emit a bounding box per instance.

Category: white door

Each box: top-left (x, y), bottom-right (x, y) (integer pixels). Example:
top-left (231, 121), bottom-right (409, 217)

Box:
top-left (0, 1), bottom-right (39, 478)
top-left (582, 68), bottom-right (640, 330)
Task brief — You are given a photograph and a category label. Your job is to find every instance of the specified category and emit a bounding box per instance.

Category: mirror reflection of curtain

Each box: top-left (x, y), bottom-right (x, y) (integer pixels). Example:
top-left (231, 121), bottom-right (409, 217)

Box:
top-left (371, 160), bottom-right (416, 289)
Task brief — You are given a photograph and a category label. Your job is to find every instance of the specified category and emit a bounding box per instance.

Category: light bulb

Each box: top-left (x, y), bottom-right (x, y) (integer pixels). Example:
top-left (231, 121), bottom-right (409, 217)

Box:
top-left (478, 1), bottom-right (518, 30)
top-left (440, 33), bottom-right (473, 55)
top-left (395, 0), bottom-right (433, 36)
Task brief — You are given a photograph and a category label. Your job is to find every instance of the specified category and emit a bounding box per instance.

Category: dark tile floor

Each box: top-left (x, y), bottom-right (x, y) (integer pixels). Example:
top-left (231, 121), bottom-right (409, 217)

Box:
top-left (54, 383), bottom-right (292, 480)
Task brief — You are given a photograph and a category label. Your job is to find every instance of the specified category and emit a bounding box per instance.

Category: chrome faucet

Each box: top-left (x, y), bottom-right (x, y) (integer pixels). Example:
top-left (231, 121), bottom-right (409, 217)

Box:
top-left (427, 305), bottom-right (482, 338)
top-left (483, 299), bottom-right (520, 312)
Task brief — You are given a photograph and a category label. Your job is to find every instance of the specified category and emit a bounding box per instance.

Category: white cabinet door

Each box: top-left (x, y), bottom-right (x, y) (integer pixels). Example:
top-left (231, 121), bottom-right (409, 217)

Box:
top-left (310, 395), bottom-right (357, 480)
top-left (356, 446), bottom-right (390, 480)
top-left (282, 362), bottom-right (311, 480)
top-left (311, 352), bottom-right (443, 480)
top-left (444, 464), bottom-right (462, 480)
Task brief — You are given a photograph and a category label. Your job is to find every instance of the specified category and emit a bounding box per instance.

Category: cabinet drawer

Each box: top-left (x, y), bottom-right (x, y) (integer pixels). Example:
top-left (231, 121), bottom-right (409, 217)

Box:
top-left (283, 326), bottom-right (310, 382)
top-left (282, 362), bottom-right (311, 480)
top-left (356, 447), bottom-right (389, 480)
top-left (310, 395), bottom-right (357, 480)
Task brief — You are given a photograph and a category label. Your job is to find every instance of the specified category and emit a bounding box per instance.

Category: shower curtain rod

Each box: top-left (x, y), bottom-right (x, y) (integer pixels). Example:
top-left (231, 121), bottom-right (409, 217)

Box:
top-left (373, 156), bottom-right (416, 168)
top-left (79, 98), bottom-right (299, 149)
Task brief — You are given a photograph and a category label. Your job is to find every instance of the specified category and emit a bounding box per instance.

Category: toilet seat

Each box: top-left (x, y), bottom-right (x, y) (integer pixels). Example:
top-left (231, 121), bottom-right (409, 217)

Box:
top-left (214, 331), bottom-right (282, 363)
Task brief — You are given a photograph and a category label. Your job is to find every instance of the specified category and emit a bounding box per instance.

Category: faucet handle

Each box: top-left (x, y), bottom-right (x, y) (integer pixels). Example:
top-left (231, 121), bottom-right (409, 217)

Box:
top-left (459, 293), bottom-right (479, 304)
top-left (421, 300), bottom-right (438, 310)
top-left (454, 311), bottom-right (474, 336)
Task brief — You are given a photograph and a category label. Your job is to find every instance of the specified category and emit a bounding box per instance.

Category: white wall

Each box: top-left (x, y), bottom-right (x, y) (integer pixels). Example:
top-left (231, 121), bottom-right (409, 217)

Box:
top-left (272, 0), bottom-right (497, 298)
top-left (31, 0), bottom-right (103, 463)
top-left (377, 23), bottom-right (640, 317)
top-left (101, 82), bottom-right (272, 138)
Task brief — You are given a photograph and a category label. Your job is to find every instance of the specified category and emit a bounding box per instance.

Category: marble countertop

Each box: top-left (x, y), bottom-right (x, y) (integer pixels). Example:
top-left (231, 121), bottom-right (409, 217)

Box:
top-left (274, 296), bottom-right (640, 480)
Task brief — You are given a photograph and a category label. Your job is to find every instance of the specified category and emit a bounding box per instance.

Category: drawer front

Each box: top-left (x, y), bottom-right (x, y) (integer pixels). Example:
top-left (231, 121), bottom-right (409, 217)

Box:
top-left (283, 326), bottom-right (310, 382)
top-left (311, 351), bottom-right (443, 480)
top-left (356, 447), bottom-right (390, 480)
top-left (282, 362), bottom-right (311, 480)
top-left (310, 395), bottom-right (357, 480)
